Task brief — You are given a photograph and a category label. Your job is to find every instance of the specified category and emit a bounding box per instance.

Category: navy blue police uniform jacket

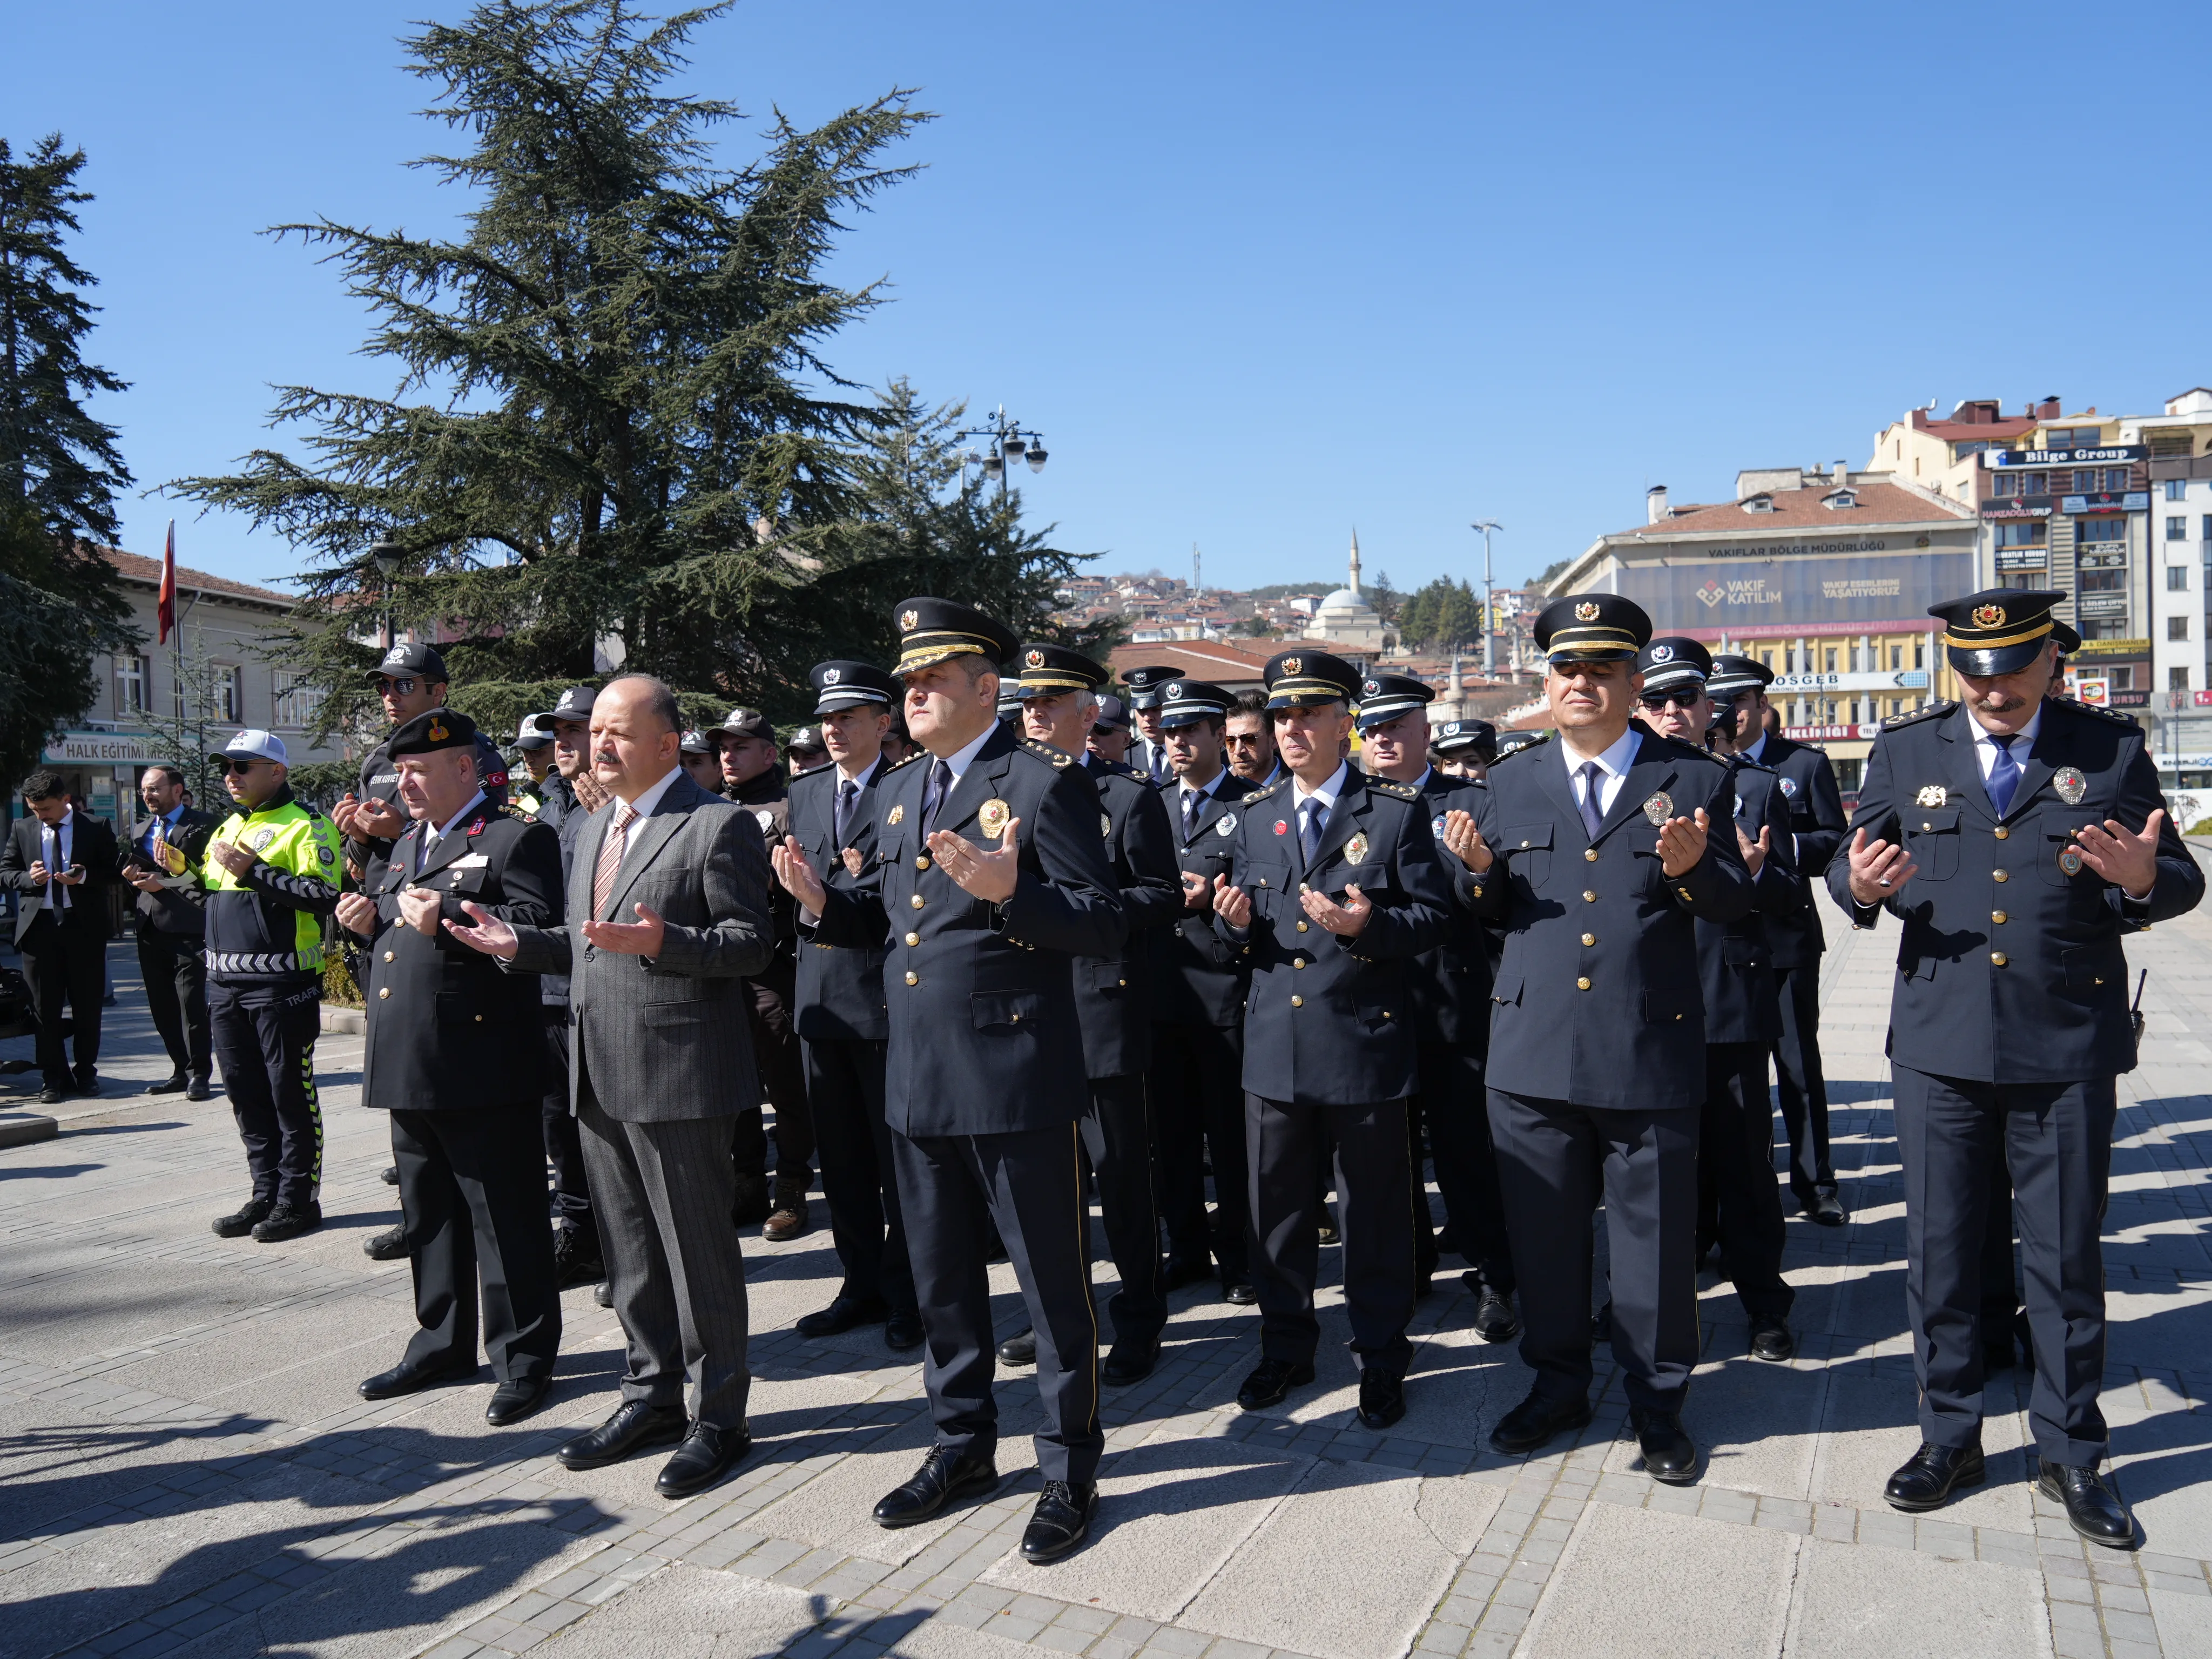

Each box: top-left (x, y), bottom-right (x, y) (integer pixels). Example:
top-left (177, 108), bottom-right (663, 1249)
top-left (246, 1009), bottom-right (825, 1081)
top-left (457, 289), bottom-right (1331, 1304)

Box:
top-left (1463, 730), bottom-right (1754, 1111)
top-left (1409, 767), bottom-right (1496, 1051)
top-left (1216, 766), bottom-right (1452, 1105)
top-left (1072, 756), bottom-right (1183, 1079)
top-left (1698, 756), bottom-right (1801, 1047)
top-left (359, 802), bottom-right (563, 1112)
top-left (789, 756), bottom-right (912, 1044)
top-left (1827, 697), bottom-right (2203, 1084)
top-left (1748, 731), bottom-right (1847, 973)
top-left (810, 725), bottom-right (1127, 1137)
top-left (1151, 771), bottom-right (1259, 1029)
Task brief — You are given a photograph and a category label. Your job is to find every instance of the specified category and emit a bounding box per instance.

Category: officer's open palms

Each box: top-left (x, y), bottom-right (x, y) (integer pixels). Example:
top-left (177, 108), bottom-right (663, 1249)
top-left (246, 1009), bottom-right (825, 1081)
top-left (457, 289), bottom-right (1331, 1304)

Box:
top-left (928, 818), bottom-right (1022, 904)
top-left (1213, 872), bottom-right (1252, 929)
top-left (447, 900), bottom-right (520, 959)
top-left (772, 834), bottom-right (826, 912)
top-left (1441, 808), bottom-right (1491, 872)
top-left (1736, 822), bottom-right (1770, 879)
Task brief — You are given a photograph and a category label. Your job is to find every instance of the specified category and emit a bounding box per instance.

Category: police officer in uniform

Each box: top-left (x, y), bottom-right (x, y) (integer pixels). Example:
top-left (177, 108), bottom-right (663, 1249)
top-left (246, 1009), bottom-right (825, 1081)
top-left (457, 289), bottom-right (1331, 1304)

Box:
top-left (783, 599), bottom-right (1126, 1564)
top-left (1148, 680), bottom-right (1260, 1303)
top-left (1446, 595), bottom-right (1752, 1482)
top-left (1432, 719), bottom-right (1498, 781)
top-left (1123, 664), bottom-right (1178, 784)
top-left (1637, 642), bottom-right (1797, 1361)
top-left (1213, 651), bottom-right (1452, 1430)
top-left (334, 642), bottom-right (509, 882)
top-left (1087, 694), bottom-right (1134, 769)
top-left (335, 709), bottom-right (567, 1425)
top-left (1833, 590), bottom-right (2202, 1541)
top-left (511, 714), bottom-right (556, 815)
top-left (1354, 673), bottom-right (1516, 1337)
top-left (1724, 658), bottom-right (1850, 1224)
top-left (1001, 644), bottom-right (1181, 1385)
top-left (782, 660), bottom-right (923, 1351)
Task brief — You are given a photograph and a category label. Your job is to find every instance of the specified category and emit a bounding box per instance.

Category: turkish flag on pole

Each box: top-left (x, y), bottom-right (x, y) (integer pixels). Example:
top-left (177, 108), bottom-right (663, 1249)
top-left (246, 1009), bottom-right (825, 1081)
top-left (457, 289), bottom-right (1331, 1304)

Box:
top-left (157, 520), bottom-right (177, 644)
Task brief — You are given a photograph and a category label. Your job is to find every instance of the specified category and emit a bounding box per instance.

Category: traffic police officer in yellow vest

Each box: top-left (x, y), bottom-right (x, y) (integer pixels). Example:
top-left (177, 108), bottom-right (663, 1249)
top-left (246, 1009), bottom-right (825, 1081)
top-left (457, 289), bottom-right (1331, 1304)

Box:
top-left (173, 730), bottom-right (345, 1244)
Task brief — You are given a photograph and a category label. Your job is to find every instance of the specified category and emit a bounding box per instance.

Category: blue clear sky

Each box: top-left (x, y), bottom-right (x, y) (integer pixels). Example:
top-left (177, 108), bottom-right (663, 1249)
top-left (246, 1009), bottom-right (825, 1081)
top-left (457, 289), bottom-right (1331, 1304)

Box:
top-left (10, 1), bottom-right (2211, 597)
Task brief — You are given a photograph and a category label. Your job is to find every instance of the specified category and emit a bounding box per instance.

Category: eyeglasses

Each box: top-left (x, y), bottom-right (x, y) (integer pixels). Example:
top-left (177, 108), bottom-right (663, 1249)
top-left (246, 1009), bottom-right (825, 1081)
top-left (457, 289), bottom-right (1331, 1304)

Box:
top-left (373, 676), bottom-right (419, 694)
top-left (1637, 692), bottom-right (1705, 712)
top-left (210, 757), bottom-right (266, 775)
top-left (1223, 733), bottom-right (1266, 748)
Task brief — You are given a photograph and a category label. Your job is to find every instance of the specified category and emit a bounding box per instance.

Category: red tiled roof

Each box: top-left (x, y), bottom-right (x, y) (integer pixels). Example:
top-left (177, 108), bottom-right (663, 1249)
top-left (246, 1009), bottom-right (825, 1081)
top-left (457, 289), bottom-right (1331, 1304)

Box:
top-left (101, 546), bottom-right (298, 608)
top-left (1610, 480), bottom-right (1971, 541)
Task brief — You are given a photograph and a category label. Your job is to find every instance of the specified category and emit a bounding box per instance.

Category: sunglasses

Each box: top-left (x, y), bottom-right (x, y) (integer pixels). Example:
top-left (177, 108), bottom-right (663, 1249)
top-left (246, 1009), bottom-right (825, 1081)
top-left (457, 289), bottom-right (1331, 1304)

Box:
top-left (373, 676), bottom-right (420, 694)
top-left (1637, 692), bottom-right (1706, 712)
top-left (210, 757), bottom-right (267, 775)
top-left (1223, 733), bottom-right (1266, 747)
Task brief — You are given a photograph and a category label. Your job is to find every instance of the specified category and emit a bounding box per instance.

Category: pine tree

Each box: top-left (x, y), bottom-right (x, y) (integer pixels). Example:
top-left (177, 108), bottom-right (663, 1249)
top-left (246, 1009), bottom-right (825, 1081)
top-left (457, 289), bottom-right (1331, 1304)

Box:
top-left (174, 1), bottom-right (1071, 738)
top-left (0, 133), bottom-right (138, 792)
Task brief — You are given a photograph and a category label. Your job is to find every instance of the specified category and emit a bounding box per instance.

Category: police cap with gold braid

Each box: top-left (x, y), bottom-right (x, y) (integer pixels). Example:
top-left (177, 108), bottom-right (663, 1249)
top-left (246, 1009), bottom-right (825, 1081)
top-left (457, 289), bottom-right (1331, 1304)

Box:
top-left (892, 597), bottom-right (1019, 677)
top-left (1534, 592), bottom-right (1651, 664)
top-left (388, 706), bottom-right (479, 758)
top-left (1928, 588), bottom-right (2071, 678)
top-left (1014, 643), bottom-right (1109, 698)
top-left (1260, 649), bottom-right (1363, 710)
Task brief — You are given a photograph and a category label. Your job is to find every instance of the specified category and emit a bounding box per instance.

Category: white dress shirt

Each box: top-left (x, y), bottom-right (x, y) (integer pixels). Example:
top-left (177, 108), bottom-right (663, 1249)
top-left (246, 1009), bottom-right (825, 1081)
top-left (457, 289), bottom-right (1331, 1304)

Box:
top-left (934, 723), bottom-right (999, 794)
top-left (1561, 726), bottom-right (1643, 820)
top-left (415, 790), bottom-right (487, 873)
top-left (1292, 761), bottom-right (1350, 848)
top-left (1970, 709), bottom-right (2040, 781)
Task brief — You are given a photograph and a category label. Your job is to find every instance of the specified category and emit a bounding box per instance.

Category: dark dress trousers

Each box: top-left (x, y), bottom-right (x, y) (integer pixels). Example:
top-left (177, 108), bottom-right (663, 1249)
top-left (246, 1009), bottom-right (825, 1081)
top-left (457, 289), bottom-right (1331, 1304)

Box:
top-left (508, 771), bottom-right (774, 1429)
top-left (1071, 757), bottom-right (1182, 1347)
top-left (1150, 770), bottom-right (1258, 1285)
top-left (1831, 697), bottom-right (2203, 1464)
top-left (527, 772), bottom-right (594, 1238)
top-left (730, 772), bottom-right (813, 1190)
top-left (790, 756), bottom-right (914, 1316)
top-left (1466, 731), bottom-right (1752, 1412)
top-left (1754, 732), bottom-right (1849, 1205)
top-left (1694, 758), bottom-right (1798, 1323)
top-left (1406, 768), bottom-right (1512, 1294)
top-left (126, 806), bottom-right (220, 1083)
top-left (811, 727), bottom-right (1127, 1486)
top-left (3, 810), bottom-right (121, 1085)
top-left (360, 804), bottom-right (564, 1382)
top-left (1217, 768), bottom-right (1451, 1375)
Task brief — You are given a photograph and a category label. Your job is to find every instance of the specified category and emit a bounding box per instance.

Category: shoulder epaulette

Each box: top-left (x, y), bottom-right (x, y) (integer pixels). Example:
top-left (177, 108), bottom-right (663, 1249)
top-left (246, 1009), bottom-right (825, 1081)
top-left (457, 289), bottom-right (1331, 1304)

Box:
top-left (2049, 695), bottom-right (2139, 728)
top-left (792, 759), bottom-right (835, 780)
top-left (1727, 752), bottom-right (1776, 774)
top-left (1020, 737), bottom-right (1076, 769)
top-left (1367, 777), bottom-right (1420, 801)
top-left (1882, 699), bottom-right (1957, 732)
top-left (499, 803), bottom-right (536, 822)
top-left (1240, 777), bottom-right (1287, 805)
top-left (1493, 731), bottom-right (1554, 760)
top-left (884, 750), bottom-right (924, 772)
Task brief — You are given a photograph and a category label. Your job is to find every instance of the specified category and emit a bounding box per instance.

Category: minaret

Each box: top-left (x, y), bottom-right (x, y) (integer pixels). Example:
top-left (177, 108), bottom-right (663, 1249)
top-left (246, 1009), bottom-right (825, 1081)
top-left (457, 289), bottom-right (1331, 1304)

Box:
top-left (1348, 529), bottom-right (1361, 596)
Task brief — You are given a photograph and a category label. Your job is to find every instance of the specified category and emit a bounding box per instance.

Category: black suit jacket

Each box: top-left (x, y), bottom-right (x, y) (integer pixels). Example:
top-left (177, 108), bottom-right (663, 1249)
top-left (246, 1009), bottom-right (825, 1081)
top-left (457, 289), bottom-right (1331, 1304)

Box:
top-left (1829, 697), bottom-right (2203, 1083)
top-left (4, 811), bottom-right (121, 945)
top-left (1408, 768), bottom-right (1494, 1051)
top-left (1071, 758), bottom-right (1182, 1079)
top-left (1748, 731), bottom-right (1846, 969)
top-left (790, 757), bottom-right (903, 1043)
top-left (122, 807), bottom-right (222, 936)
top-left (1152, 770), bottom-right (1257, 1029)
top-left (1696, 758), bottom-right (1800, 1047)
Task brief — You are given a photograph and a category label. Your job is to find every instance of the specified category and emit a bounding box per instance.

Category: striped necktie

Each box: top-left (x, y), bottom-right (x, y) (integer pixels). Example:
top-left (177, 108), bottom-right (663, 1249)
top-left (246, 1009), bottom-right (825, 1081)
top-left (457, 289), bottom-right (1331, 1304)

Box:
top-left (591, 801), bottom-right (636, 920)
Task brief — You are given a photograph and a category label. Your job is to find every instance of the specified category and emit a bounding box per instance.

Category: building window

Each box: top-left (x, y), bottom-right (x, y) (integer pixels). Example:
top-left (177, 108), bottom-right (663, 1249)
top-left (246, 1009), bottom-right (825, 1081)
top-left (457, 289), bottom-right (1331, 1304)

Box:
top-left (2110, 666), bottom-right (2134, 690)
top-left (116, 654), bottom-right (149, 714)
top-left (2079, 567), bottom-right (2126, 592)
top-left (2175, 667), bottom-right (2193, 691)
top-left (2076, 517), bottom-right (2127, 546)
top-left (2171, 616), bottom-right (2191, 642)
top-left (2172, 565), bottom-right (2192, 591)
top-left (2170, 517), bottom-right (2189, 541)
top-left (2102, 468), bottom-right (2133, 492)
top-left (1996, 521), bottom-right (2046, 548)
top-left (273, 671), bottom-right (323, 729)
top-left (2053, 426), bottom-right (2101, 446)
top-left (1889, 644), bottom-right (1903, 669)
top-left (2203, 514), bottom-right (2211, 543)
top-left (1824, 649), bottom-right (1837, 673)
top-left (2167, 480), bottom-right (2188, 502)
top-left (1760, 650), bottom-right (1774, 670)
top-left (213, 664), bottom-right (241, 723)
top-left (1914, 640), bottom-right (1925, 668)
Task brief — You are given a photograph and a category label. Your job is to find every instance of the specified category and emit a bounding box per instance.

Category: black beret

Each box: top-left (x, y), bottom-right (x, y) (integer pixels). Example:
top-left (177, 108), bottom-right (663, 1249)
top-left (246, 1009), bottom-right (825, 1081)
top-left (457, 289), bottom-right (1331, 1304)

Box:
top-left (388, 706), bottom-right (478, 758)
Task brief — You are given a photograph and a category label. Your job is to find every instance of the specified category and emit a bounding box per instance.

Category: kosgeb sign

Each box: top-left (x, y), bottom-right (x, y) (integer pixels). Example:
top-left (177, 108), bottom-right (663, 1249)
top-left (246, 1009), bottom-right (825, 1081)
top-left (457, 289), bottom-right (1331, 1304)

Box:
top-left (1609, 551), bottom-right (1977, 631)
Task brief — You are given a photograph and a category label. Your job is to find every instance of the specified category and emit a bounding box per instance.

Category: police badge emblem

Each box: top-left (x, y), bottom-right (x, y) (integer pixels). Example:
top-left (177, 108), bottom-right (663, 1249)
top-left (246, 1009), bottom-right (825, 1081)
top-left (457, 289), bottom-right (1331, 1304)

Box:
top-left (822, 667), bottom-right (841, 685)
top-left (1433, 814), bottom-right (1448, 838)
top-left (900, 609), bottom-right (919, 631)
top-left (248, 826), bottom-right (278, 852)
top-left (1024, 648), bottom-right (1045, 669)
top-left (1778, 775), bottom-right (1799, 798)
top-left (2058, 844), bottom-right (2085, 876)
top-left (1217, 813), bottom-right (1237, 837)
top-left (1972, 603), bottom-right (2006, 628)
top-left (886, 804), bottom-right (905, 825)
top-left (1344, 832), bottom-right (1369, 864)
top-left (1363, 679), bottom-right (1380, 697)
top-left (978, 799), bottom-right (1011, 839)
top-left (1642, 792), bottom-right (1674, 826)
top-left (2055, 766), bottom-right (2087, 805)
top-left (756, 810), bottom-right (775, 832)
top-left (1575, 601), bottom-right (1600, 622)
top-left (1282, 657), bottom-right (1303, 676)
top-left (1914, 786), bottom-right (1947, 808)
top-left (1101, 812), bottom-right (1113, 838)
top-left (1650, 644), bottom-right (1675, 663)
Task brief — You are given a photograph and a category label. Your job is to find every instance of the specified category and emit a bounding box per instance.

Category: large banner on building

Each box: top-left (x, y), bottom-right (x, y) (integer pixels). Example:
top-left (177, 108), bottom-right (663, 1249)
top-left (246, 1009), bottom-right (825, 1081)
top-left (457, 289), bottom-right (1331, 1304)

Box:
top-left (1608, 551), bottom-right (1976, 632)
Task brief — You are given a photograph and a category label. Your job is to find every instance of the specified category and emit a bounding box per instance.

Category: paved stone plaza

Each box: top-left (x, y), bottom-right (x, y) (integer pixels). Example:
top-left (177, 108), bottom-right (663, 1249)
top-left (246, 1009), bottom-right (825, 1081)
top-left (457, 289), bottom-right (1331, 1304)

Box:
top-left (6, 858), bottom-right (2212, 1659)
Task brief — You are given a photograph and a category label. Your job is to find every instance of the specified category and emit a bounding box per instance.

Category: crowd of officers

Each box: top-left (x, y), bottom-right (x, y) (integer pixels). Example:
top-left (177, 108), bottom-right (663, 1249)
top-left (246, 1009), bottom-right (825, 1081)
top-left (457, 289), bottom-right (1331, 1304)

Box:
top-left (60, 578), bottom-right (2200, 1564)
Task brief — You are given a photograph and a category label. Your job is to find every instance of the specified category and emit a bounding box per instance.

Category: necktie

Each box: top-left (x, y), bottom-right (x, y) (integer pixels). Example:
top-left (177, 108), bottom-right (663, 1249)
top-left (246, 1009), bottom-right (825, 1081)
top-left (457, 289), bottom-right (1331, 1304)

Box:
top-left (1181, 787), bottom-right (1198, 840)
top-left (1985, 734), bottom-right (2020, 817)
top-left (1300, 798), bottom-right (1327, 865)
top-left (1577, 762), bottom-right (1607, 844)
top-left (592, 801), bottom-right (636, 921)
top-left (921, 758), bottom-right (953, 836)
top-left (1150, 746), bottom-right (1169, 784)
top-left (833, 778), bottom-right (857, 846)
top-left (43, 824), bottom-right (65, 910)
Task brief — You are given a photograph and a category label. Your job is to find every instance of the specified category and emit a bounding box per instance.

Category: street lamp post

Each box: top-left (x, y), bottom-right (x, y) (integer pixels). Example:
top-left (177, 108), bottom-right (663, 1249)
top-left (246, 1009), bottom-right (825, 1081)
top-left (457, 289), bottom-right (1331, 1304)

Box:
top-left (1470, 520), bottom-right (1502, 678)
top-left (954, 406), bottom-right (1049, 503)
top-left (370, 538), bottom-right (403, 650)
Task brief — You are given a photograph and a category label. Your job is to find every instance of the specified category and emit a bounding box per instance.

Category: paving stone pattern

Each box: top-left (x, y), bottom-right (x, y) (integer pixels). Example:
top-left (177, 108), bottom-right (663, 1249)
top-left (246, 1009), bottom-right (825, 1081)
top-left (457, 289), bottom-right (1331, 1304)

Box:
top-left (6, 854), bottom-right (2212, 1659)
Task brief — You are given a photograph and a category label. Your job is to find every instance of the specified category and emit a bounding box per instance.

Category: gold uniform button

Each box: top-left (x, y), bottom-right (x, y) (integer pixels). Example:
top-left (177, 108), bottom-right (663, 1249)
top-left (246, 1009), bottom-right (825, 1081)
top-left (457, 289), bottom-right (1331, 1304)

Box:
top-left (909, 894), bottom-right (925, 910)
top-left (1576, 977), bottom-right (1591, 991)
top-left (1291, 995), bottom-right (1303, 1008)
top-left (1920, 821), bottom-right (1933, 832)
top-left (1581, 933), bottom-right (1596, 947)
top-left (915, 855), bottom-right (930, 870)
top-left (1991, 952), bottom-right (2008, 967)
top-left (1583, 848), bottom-right (1599, 862)
top-left (1993, 869), bottom-right (2008, 884)
top-left (1296, 920), bottom-right (1309, 932)
top-left (903, 932), bottom-right (919, 946)
top-left (1293, 957), bottom-right (1306, 969)
top-left (377, 986), bottom-right (390, 1000)
top-left (474, 1014), bottom-right (484, 1023)
top-left (1993, 826), bottom-right (2009, 840)
top-left (382, 950), bottom-right (394, 962)
top-left (904, 971), bottom-right (919, 986)
top-left (1992, 911), bottom-right (2007, 925)
top-left (1583, 889), bottom-right (1597, 903)
top-left (1469, 885), bottom-right (1483, 898)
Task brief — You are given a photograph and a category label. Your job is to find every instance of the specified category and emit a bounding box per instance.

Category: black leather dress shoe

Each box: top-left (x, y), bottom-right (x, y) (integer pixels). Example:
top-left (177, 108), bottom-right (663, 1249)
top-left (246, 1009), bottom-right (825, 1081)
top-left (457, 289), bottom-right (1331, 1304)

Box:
top-left (1223, 1279), bottom-right (1257, 1306)
top-left (381, 1165), bottom-right (400, 1186)
top-left (1466, 1278), bottom-right (1521, 1343)
top-left (212, 1197), bottom-right (273, 1238)
top-left (1491, 1390), bottom-right (1592, 1454)
top-left (1101, 1339), bottom-right (1159, 1386)
top-left (485, 1374), bottom-right (553, 1426)
top-left (656, 1421), bottom-right (750, 1498)
top-left (363, 1223), bottom-right (408, 1262)
top-left (594, 1280), bottom-right (614, 1309)
top-left (38, 1083), bottom-right (66, 1105)
top-left (1020, 1480), bottom-right (1097, 1564)
top-left (557, 1400), bottom-right (688, 1471)
top-left (1805, 1191), bottom-right (1847, 1226)
top-left (1236, 1356), bottom-right (1314, 1411)
top-left (885, 1311), bottom-right (926, 1351)
top-left (2039, 1460), bottom-right (2135, 1547)
top-left (359, 1356), bottom-right (478, 1400)
top-left (1749, 1317), bottom-right (1795, 1363)
top-left (1357, 1369), bottom-right (1406, 1431)
top-left (185, 1077), bottom-right (215, 1102)
top-left (797, 1294), bottom-right (889, 1338)
top-left (998, 1328), bottom-right (1037, 1367)
top-left (874, 1445), bottom-right (1001, 1528)
top-left (1883, 1442), bottom-right (1984, 1512)
top-left (148, 1072), bottom-right (188, 1095)
top-left (1629, 1407), bottom-right (1698, 1485)
top-left (1159, 1256), bottom-right (1211, 1292)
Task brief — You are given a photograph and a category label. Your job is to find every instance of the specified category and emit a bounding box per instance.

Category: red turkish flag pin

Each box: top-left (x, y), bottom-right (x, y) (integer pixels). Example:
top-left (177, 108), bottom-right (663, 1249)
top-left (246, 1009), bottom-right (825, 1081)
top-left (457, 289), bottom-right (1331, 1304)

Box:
top-left (1273, 819), bottom-right (1289, 835)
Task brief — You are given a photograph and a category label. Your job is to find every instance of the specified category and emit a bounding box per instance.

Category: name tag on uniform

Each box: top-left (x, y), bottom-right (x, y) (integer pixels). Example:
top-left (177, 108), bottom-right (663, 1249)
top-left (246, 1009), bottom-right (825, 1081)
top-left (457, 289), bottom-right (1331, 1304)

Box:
top-left (449, 853), bottom-right (490, 868)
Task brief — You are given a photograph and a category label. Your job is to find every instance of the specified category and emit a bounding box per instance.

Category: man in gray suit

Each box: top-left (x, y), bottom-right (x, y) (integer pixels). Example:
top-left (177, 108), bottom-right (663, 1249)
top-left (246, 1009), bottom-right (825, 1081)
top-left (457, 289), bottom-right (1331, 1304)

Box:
top-left (450, 674), bottom-right (773, 1499)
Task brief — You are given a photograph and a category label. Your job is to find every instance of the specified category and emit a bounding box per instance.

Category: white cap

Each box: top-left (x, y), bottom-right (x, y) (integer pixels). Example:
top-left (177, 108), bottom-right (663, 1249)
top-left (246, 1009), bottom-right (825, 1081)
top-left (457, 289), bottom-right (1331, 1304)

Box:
top-left (220, 729), bottom-right (288, 765)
